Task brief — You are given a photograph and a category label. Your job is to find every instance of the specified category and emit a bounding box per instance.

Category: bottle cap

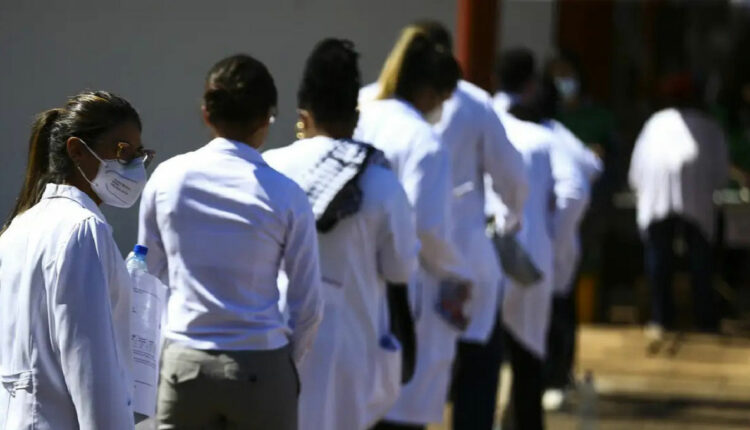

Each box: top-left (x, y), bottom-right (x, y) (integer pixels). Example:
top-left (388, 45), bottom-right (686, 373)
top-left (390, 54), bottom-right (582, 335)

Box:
top-left (133, 244), bottom-right (149, 256)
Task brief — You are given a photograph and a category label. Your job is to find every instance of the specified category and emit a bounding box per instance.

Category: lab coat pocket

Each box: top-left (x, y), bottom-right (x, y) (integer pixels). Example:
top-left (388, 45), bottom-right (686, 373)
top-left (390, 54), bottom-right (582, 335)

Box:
top-left (1, 370), bottom-right (36, 429)
top-left (162, 359), bottom-right (201, 386)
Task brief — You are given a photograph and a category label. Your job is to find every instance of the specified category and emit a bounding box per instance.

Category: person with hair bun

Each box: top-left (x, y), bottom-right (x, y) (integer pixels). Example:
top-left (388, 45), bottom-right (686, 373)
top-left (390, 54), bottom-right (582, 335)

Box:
top-left (0, 91), bottom-right (152, 429)
top-left (356, 25), bottom-right (472, 430)
top-left (264, 38), bottom-right (418, 430)
top-left (138, 54), bottom-right (322, 429)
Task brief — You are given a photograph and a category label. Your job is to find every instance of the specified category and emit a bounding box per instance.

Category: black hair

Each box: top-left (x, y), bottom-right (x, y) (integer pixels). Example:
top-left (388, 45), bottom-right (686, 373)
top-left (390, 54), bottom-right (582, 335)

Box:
top-left (203, 54), bottom-right (277, 129)
top-left (377, 26), bottom-right (460, 101)
top-left (412, 20), bottom-right (453, 51)
top-left (298, 39), bottom-right (360, 129)
top-left (496, 48), bottom-right (536, 93)
top-left (536, 76), bottom-right (560, 120)
top-left (4, 91), bottom-right (141, 229)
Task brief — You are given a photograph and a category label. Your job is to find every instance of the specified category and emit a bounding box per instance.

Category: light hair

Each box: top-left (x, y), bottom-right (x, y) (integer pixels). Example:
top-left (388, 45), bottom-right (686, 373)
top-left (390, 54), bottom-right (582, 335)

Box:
top-left (375, 25), bottom-right (428, 100)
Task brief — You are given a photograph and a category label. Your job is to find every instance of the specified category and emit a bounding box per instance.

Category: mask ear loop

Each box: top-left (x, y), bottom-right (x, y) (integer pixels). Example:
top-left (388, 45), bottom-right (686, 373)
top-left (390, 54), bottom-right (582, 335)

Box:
top-left (75, 139), bottom-right (103, 184)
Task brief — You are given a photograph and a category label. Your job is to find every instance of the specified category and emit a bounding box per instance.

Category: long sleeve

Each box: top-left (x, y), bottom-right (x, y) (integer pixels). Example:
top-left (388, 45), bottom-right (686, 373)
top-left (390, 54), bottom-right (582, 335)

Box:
top-left (401, 131), bottom-right (471, 282)
top-left (377, 169), bottom-right (420, 284)
top-left (482, 101), bottom-right (528, 234)
top-left (553, 120), bottom-right (603, 183)
top-left (138, 172), bottom-right (168, 284)
top-left (51, 218), bottom-right (134, 430)
top-left (549, 141), bottom-right (590, 292)
top-left (283, 198), bottom-right (324, 365)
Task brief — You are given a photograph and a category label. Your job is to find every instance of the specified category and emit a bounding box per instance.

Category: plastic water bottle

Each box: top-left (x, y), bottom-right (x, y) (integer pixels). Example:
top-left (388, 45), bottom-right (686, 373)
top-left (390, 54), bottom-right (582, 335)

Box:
top-left (579, 370), bottom-right (598, 430)
top-left (126, 244), bottom-right (148, 274)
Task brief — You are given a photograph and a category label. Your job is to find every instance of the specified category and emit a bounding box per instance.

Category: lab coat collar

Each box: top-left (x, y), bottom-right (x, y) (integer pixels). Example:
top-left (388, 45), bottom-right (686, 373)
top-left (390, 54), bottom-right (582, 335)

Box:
top-left (204, 137), bottom-right (267, 165)
top-left (493, 91), bottom-right (517, 113)
top-left (291, 135), bottom-right (336, 148)
top-left (41, 183), bottom-right (109, 226)
top-left (385, 98), bottom-right (425, 122)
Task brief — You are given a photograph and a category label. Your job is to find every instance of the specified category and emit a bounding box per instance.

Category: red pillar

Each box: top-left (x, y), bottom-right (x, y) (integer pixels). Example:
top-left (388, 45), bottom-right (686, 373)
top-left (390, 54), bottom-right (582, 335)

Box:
top-left (456, 0), bottom-right (499, 92)
top-left (556, 0), bottom-right (615, 102)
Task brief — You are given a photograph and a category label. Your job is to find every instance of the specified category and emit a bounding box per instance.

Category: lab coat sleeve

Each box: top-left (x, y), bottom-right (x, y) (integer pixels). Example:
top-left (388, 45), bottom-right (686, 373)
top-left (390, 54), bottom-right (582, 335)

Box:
top-left (481, 101), bottom-right (528, 233)
top-left (401, 131), bottom-right (471, 282)
top-left (283, 195), bottom-right (324, 365)
top-left (377, 169), bottom-right (420, 284)
top-left (556, 121), bottom-right (603, 183)
top-left (138, 172), bottom-right (168, 284)
top-left (549, 140), bottom-right (590, 291)
top-left (580, 145), bottom-right (604, 183)
top-left (550, 141), bottom-right (588, 235)
top-left (52, 218), bottom-right (134, 430)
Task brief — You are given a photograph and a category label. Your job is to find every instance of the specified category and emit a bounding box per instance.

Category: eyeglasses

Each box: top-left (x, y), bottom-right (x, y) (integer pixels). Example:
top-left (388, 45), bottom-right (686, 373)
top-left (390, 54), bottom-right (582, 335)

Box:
top-left (116, 142), bottom-right (156, 167)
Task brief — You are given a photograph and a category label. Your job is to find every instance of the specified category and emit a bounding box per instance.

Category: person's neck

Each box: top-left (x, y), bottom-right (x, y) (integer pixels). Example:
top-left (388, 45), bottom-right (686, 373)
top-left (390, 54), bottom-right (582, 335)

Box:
top-left (308, 129), bottom-right (353, 141)
top-left (216, 131), bottom-right (263, 149)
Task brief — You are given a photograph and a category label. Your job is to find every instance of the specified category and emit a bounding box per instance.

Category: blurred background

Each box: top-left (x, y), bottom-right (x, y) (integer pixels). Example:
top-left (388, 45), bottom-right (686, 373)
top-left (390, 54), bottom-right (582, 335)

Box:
top-left (2, 0), bottom-right (750, 428)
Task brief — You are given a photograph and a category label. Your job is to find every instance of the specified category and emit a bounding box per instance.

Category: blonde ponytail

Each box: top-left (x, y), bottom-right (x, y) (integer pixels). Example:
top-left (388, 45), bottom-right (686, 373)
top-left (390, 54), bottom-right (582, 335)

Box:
top-left (376, 26), bottom-right (427, 100)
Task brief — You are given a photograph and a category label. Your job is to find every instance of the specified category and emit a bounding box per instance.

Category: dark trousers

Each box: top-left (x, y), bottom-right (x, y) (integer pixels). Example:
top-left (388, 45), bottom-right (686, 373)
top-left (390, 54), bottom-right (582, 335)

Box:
top-left (504, 330), bottom-right (544, 430)
top-left (645, 215), bottom-right (716, 331)
top-left (450, 316), bottom-right (504, 430)
top-left (544, 290), bottom-right (577, 389)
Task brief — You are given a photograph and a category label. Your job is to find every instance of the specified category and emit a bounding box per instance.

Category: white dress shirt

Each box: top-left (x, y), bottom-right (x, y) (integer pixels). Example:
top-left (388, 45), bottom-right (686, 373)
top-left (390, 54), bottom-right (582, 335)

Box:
top-left (265, 136), bottom-right (419, 430)
top-left (138, 137), bottom-right (323, 364)
top-left (355, 97), bottom-right (472, 424)
top-left (0, 184), bottom-right (134, 430)
top-left (629, 108), bottom-right (729, 240)
top-left (435, 80), bottom-right (528, 342)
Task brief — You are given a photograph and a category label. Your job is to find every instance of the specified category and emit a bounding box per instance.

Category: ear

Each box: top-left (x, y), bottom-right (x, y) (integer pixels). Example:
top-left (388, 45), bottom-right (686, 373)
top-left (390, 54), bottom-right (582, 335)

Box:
top-left (200, 105), bottom-right (212, 127)
top-left (298, 109), bottom-right (314, 129)
top-left (296, 109), bottom-right (315, 139)
top-left (66, 136), bottom-right (86, 165)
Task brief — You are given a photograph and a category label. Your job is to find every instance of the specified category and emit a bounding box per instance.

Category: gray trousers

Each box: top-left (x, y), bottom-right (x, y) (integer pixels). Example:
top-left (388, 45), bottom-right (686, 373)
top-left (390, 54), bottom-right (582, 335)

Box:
top-left (157, 342), bottom-right (299, 430)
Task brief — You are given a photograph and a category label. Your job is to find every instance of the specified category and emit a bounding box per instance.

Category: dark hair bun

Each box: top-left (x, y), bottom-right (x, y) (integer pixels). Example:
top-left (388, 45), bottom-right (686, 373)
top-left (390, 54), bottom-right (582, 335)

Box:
top-left (497, 48), bottom-right (536, 93)
top-left (298, 39), bottom-right (360, 126)
top-left (204, 54), bottom-right (277, 126)
top-left (397, 33), bottom-right (460, 98)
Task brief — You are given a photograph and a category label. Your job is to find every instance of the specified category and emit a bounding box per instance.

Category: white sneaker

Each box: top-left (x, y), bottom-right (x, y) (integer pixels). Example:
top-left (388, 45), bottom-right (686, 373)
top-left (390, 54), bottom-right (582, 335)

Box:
top-left (645, 323), bottom-right (665, 342)
top-left (542, 388), bottom-right (565, 411)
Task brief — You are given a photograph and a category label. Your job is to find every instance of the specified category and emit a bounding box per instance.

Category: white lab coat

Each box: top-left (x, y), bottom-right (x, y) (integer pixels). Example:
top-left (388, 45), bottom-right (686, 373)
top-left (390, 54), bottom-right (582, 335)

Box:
top-left (488, 97), bottom-right (572, 358)
top-left (629, 108), bottom-right (729, 240)
top-left (0, 184), bottom-right (134, 430)
top-left (355, 97), bottom-right (472, 424)
top-left (434, 80), bottom-right (528, 342)
top-left (546, 119), bottom-right (602, 294)
top-left (264, 136), bottom-right (419, 430)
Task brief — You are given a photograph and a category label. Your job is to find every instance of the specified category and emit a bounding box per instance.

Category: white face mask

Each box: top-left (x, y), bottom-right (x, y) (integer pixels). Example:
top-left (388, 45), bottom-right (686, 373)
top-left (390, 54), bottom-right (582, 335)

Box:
top-left (76, 140), bottom-right (147, 208)
top-left (554, 77), bottom-right (580, 103)
top-left (425, 103), bottom-right (444, 125)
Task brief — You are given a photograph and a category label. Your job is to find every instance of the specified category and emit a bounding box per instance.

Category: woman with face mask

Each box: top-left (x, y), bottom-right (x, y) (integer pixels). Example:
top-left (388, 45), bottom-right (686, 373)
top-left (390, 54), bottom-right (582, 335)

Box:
top-left (356, 25), bottom-right (473, 430)
top-left (0, 91), bottom-right (152, 429)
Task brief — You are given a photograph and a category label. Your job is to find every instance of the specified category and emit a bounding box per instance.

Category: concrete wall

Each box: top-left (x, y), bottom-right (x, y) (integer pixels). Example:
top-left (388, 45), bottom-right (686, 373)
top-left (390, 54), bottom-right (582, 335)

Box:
top-left (499, 0), bottom-right (557, 63)
top-left (0, 0), bottom-right (455, 253)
